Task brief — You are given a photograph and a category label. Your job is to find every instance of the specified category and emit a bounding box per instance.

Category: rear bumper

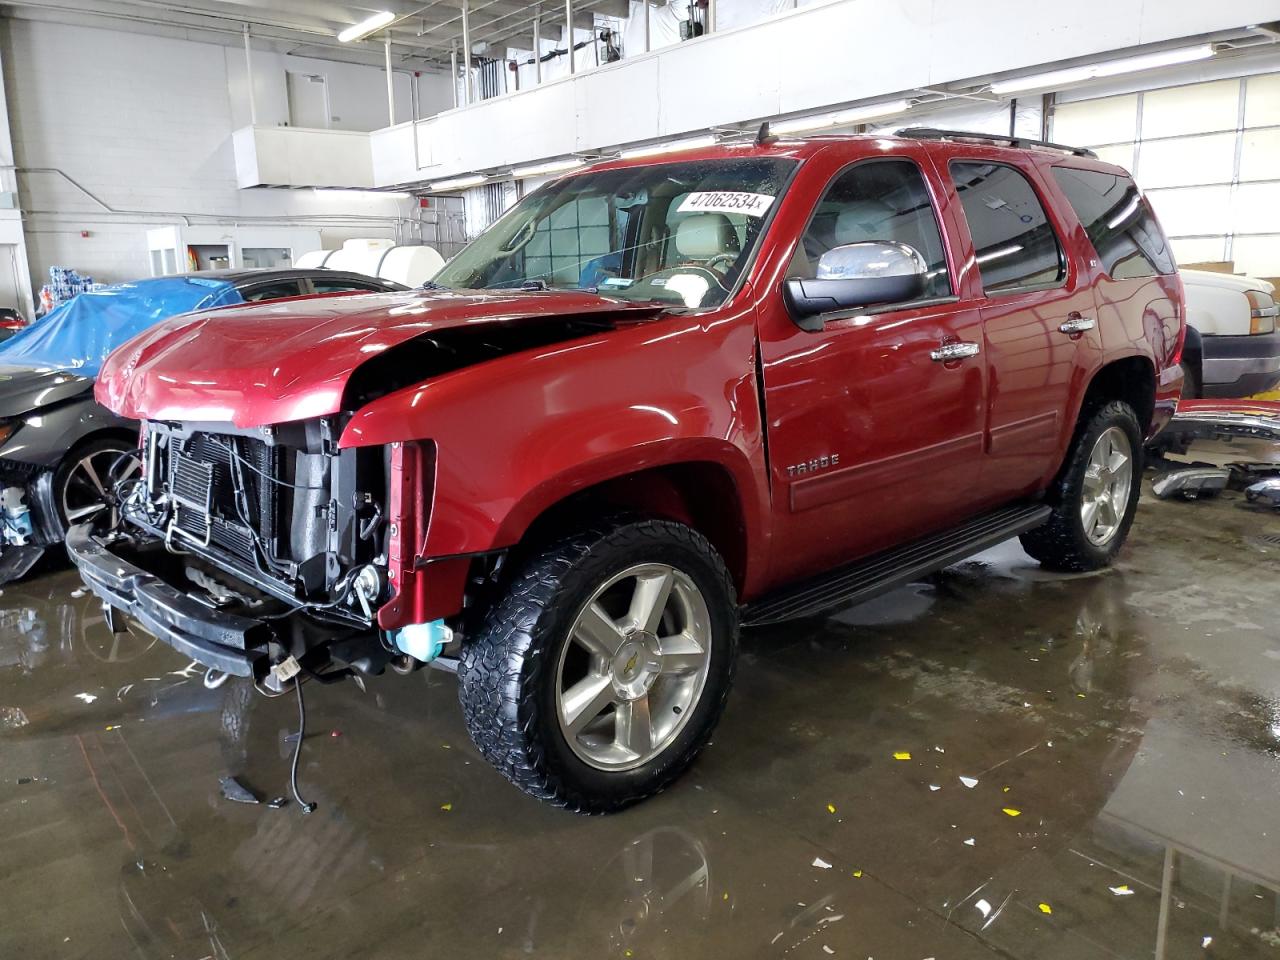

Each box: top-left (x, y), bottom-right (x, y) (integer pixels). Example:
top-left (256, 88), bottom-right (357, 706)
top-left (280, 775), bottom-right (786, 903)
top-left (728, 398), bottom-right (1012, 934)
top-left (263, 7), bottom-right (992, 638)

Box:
top-left (66, 524), bottom-right (272, 677)
top-left (1201, 331), bottom-right (1280, 397)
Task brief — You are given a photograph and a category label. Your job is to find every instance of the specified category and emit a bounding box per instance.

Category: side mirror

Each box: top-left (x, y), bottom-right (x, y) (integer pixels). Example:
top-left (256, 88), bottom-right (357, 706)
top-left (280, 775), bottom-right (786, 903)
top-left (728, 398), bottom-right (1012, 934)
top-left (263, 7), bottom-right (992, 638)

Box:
top-left (783, 241), bottom-right (928, 331)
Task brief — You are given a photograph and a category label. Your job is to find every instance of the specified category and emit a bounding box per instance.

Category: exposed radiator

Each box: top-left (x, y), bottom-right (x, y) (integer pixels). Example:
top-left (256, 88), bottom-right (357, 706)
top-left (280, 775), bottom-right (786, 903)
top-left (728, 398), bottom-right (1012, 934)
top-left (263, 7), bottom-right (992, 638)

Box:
top-left (167, 432), bottom-right (275, 562)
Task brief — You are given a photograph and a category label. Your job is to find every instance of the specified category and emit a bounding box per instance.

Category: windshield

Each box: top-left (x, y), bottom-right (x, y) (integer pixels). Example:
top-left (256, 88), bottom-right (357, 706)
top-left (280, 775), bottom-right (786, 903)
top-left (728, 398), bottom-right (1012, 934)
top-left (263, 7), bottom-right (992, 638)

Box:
top-left (433, 157), bottom-right (797, 309)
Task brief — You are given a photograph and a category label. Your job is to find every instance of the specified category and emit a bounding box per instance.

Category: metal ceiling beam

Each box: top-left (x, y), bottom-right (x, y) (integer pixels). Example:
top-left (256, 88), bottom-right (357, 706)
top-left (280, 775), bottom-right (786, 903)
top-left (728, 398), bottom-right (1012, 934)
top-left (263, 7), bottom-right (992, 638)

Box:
top-left (467, 0), bottom-right (624, 54)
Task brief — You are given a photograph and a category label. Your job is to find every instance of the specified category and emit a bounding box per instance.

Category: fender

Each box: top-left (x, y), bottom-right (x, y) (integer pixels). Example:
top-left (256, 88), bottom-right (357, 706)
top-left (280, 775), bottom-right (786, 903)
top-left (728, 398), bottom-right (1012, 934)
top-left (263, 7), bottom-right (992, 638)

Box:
top-left (339, 304), bottom-right (774, 609)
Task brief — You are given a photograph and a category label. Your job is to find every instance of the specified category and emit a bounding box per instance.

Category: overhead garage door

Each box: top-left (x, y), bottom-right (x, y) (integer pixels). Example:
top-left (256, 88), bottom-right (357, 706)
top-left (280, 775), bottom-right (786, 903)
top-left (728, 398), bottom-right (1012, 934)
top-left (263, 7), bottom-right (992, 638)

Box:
top-left (1050, 74), bottom-right (1280, 279)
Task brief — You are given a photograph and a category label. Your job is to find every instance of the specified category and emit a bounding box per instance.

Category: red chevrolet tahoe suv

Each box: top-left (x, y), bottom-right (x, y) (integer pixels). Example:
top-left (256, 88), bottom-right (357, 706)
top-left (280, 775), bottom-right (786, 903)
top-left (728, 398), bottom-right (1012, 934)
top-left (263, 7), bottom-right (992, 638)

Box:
top-left (72, 129), bottom-right (1184, 811)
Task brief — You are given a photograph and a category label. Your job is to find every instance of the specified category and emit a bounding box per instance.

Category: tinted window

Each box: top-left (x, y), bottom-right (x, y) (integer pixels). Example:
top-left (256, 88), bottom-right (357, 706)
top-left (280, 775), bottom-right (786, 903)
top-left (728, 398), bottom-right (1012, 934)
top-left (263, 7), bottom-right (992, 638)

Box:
top-left (312, 278), bottom-right (384, 294)
top-left (799, 159), bottom-right (952, 300)
top-left (1051, 166), bottom-right (1176, 278)
top-left (239, 280), bottom-right (304, 302)
top-left (950, 161), bottom-right (1065, 293)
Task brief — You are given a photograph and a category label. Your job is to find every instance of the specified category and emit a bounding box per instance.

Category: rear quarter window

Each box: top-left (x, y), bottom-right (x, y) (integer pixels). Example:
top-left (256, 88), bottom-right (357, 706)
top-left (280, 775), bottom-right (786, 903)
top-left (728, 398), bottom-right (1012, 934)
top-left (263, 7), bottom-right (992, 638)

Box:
top-left (1051, 166), bottom-right (1176, 278)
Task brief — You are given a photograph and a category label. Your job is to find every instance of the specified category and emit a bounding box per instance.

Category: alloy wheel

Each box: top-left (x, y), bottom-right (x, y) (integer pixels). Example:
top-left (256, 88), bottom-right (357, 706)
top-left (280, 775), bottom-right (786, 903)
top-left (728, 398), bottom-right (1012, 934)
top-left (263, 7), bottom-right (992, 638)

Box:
top-left (1081, 426), bottom-right (1133, 547)
top-left (61, 447), bottom-right (140, 529)
top-left (555, 563), bottom-right (713, 771)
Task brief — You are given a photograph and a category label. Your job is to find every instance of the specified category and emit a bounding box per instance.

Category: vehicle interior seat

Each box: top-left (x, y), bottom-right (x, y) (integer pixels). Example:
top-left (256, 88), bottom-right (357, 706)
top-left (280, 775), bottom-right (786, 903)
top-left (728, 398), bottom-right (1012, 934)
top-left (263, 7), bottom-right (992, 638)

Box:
top-left (669, 213), bottom-right (741, 270)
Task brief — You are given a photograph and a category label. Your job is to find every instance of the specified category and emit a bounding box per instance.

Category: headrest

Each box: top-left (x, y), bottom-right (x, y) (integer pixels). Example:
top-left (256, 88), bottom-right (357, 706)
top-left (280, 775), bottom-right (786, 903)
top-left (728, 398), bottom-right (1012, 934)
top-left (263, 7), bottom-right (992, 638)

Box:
top-left (834, 201), bottom-right (895, 245)
top-left (675, 214), bottom-right (737, 259)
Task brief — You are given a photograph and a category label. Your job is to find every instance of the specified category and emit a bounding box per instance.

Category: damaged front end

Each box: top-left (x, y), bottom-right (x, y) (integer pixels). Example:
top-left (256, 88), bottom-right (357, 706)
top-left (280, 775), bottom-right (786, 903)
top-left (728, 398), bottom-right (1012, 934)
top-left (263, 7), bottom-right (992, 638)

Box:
top-left (69, 417), bottom-right (435, 690)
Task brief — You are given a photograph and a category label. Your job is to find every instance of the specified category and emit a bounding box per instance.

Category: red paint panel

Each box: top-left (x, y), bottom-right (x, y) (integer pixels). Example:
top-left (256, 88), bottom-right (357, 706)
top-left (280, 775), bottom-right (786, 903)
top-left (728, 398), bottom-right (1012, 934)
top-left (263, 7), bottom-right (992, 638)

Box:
top-left (96, 289), bottom-right (662, 428)
top-left (790, 431), bottom-right (984, 512)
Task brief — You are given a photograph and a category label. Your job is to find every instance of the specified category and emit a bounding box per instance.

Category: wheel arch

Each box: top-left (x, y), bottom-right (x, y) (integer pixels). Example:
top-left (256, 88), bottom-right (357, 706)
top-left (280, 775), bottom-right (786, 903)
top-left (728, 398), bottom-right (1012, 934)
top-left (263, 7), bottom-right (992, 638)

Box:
top-left (1076, 354), bottom-right (1156, 437)
top-left (497, 454), bottom-right (754, 596)
top-left (1041, 354), bottom-right (1155, 494)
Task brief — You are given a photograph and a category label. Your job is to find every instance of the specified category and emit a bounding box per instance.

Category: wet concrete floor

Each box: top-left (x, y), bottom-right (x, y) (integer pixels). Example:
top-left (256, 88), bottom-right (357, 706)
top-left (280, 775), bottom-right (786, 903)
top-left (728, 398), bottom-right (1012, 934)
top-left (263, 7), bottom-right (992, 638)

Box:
top-left (2, 478), bottom-right (1279, 959)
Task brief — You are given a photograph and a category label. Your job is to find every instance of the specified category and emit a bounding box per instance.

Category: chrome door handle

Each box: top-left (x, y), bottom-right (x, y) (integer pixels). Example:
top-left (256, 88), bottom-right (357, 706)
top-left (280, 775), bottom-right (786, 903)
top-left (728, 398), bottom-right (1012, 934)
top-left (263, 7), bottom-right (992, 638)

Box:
top-left (930, 341), bottom-right (981, 362)
top-left (1059, 316), bottom-right (1096, 335)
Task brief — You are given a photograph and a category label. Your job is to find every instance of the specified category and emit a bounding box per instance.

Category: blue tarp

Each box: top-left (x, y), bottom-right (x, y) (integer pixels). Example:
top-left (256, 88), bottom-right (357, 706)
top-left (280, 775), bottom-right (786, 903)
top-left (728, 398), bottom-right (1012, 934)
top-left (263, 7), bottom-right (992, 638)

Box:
top-left (0, 276), bottom-right (243, 378)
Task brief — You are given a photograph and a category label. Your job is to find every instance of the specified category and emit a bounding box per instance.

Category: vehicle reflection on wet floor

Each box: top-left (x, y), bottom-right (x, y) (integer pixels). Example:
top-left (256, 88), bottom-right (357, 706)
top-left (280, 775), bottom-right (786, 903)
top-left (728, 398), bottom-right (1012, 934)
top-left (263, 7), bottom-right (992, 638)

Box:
top-left (1, 481), bottom-right (1278, 959)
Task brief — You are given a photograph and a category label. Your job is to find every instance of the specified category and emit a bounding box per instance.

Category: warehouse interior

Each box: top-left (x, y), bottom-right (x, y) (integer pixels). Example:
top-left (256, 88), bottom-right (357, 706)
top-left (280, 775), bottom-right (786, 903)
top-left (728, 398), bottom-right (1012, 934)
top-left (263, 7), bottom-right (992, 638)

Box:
top-left (1, 1), bottom-right (1280, 958)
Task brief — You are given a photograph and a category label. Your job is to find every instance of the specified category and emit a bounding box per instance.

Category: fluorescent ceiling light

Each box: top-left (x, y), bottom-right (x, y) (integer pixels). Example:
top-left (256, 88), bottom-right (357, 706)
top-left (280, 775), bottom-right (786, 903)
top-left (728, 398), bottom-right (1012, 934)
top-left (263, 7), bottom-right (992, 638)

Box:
top-left (430, 174), bottom-right (487, 191)
top-left (771, 99), bottom-right (913, 136)
top-left (990, 44), bottom-right (1214, 95)
top-left (619, 135), bottom-right (718, 160)
top-left (511, 157), bottom-right (586, 179)
top-left (338, 10), bottom-right (395, 42)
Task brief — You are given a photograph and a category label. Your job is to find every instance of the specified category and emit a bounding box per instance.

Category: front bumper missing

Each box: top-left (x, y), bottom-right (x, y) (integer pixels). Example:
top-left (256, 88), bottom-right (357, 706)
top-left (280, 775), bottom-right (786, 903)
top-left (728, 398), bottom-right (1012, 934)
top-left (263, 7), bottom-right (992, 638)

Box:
top-left (66, 524), bottom-right (273, 677)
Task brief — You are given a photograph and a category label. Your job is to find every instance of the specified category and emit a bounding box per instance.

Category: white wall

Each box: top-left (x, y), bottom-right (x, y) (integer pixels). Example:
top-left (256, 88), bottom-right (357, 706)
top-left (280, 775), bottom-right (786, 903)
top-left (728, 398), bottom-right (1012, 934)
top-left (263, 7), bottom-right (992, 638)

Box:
top-left (224, 48), bottom-right (453, 132)
top-left (1, 18), bottom-right (445, 291)
top-left (0, 30), bottom-right (33, 319)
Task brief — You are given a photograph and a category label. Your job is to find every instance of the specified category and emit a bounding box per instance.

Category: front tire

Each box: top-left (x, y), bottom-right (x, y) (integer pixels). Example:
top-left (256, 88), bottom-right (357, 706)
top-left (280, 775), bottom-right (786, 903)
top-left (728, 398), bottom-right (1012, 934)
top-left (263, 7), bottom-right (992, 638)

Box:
top-left (458, 518), bottom-right (738, 812)
top-left (53, 436), bottom-right (140, 536)
top-left (1020, 400), bottom-right (1143, 572)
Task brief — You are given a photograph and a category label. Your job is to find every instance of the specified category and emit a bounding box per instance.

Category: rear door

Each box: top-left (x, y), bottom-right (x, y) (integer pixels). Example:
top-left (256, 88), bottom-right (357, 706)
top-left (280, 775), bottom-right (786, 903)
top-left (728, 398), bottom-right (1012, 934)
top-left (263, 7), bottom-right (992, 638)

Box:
top-left (946, 156), bottom-right (1101, 499)
top-left (1048, 165), bottom-right (1182, 416)
top-left (758, 152), bottom-right (989, 583)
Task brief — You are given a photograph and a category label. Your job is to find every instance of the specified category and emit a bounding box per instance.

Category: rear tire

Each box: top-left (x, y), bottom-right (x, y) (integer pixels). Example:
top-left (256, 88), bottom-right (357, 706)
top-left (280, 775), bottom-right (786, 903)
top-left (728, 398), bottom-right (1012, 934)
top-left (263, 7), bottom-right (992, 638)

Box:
top-left (1020, 401), bottom-right (1143, 572)
top-left (457, 518), bottom-right (738, 812)
top-left (1179, 360), bottom-right (1201, 401)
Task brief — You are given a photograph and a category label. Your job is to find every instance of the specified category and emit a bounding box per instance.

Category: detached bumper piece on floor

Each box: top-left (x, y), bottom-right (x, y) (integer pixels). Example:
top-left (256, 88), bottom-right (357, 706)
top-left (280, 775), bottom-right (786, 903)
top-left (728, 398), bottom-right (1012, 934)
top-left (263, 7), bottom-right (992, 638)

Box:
top-left (1151, 467), bottom-right (1231, 500)
top-left (0, 544), bottom-right (46, 584)
top-left (66, 523), bottom-right (272, 677)
top-left (1158, 399), bottom-right (1280, 446)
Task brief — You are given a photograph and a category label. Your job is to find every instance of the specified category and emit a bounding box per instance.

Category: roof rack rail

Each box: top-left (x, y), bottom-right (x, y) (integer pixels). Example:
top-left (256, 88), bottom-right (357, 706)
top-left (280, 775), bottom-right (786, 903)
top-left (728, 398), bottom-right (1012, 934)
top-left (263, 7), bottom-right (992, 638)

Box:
top-left (895, 127), bottom-right (1098, 159)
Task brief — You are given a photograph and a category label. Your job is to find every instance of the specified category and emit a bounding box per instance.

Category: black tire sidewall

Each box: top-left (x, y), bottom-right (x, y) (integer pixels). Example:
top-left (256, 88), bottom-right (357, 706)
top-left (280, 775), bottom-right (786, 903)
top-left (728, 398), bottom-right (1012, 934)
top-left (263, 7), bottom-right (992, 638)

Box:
top-left (1058, 402), bottom-right (1144, 567)
top-left (525, 529), bottom-right (736, 808)
top-left (459, 518), bottom-right (739, 812)
top-left (1179, 360), bottom-right (1200, 401)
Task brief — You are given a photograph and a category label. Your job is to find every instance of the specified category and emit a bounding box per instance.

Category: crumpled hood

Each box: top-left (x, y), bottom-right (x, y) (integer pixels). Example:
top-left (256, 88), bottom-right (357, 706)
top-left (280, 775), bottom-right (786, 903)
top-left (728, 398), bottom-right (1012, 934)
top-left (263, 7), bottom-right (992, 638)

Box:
top-left (97, 288), bottom-right (663, 428)
top-left (0, 366), bottom-right (94, 419)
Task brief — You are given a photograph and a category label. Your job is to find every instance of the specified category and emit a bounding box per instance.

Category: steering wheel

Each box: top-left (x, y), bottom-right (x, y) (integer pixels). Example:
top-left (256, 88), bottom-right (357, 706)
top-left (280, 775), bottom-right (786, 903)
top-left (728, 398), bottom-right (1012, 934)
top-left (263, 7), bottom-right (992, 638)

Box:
top-left (703, 252), bottom-right (738, 274)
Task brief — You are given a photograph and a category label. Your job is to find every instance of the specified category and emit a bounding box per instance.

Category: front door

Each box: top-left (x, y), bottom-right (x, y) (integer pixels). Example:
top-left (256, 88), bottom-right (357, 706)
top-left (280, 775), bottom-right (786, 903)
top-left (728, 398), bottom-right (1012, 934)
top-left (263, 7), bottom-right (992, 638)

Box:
top-left (758, 155), bottom-right (988, 587)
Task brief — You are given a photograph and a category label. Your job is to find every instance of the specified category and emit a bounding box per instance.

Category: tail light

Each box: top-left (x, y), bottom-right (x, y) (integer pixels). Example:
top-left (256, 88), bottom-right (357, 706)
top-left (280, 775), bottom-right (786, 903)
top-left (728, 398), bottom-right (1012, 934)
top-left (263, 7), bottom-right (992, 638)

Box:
top-left (1247, 290), bottom-right (1278, 335)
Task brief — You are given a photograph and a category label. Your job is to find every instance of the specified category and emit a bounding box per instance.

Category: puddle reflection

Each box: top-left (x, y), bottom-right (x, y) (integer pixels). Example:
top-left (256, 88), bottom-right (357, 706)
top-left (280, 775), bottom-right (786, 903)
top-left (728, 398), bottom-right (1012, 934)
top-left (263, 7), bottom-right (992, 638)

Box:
top-left (2, 498), bottom-right (1279, 959)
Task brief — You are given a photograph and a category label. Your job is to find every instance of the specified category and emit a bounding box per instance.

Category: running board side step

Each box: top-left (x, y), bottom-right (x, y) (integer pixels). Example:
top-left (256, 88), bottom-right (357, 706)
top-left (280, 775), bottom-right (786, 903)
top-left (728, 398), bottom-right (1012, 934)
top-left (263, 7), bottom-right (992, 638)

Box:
top-left (741, 502), bottom-right (1051, 627)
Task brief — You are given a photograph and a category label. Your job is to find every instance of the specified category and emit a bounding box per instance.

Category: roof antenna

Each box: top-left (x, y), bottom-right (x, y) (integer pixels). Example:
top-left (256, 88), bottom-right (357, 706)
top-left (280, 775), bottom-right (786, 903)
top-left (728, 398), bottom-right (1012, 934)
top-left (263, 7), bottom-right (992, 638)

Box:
top-left (756, 121), bottom-right (775, 145)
